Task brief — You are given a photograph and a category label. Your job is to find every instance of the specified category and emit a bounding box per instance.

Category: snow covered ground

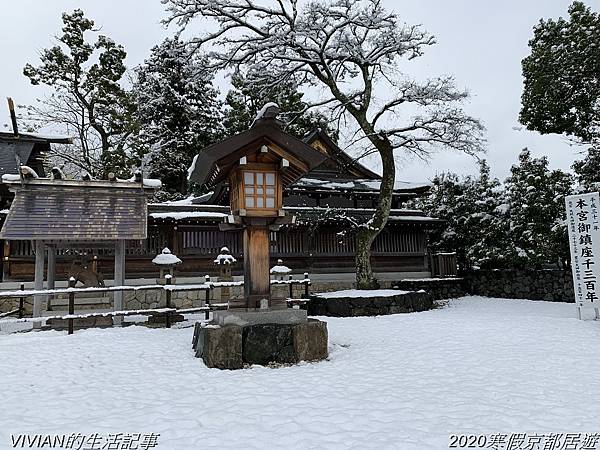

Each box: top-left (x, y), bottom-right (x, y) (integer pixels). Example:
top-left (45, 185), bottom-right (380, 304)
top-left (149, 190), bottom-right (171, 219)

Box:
top-left (1, 297), bottom-right (600, 449)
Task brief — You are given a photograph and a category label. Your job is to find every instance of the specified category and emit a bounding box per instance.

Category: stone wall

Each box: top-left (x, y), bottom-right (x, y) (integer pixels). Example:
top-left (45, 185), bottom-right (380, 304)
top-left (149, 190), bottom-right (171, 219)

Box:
top-left (395, 270), bottom-right (575, 303)
top-left (308, 291), bottom-right (433, 317)
top-left (465, 269), bottom-right (574, 302)
top-left (0, 296), bottom-right (33, 315)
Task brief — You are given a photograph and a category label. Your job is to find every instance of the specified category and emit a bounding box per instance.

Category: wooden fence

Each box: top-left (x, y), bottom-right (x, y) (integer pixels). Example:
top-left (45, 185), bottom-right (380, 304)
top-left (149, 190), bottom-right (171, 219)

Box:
top-left (0, 275), bottom-right (311, 335)
top-left (431, 252), bottom-right (458, 277)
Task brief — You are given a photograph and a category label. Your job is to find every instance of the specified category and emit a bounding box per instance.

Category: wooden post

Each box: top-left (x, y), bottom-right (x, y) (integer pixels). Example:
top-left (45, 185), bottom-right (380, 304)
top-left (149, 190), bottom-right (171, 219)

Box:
top-left (68, 277), bottom-right (76, 335)
top-left (205, 274), bottom-right (210, 320)
top-left (303, 272), bottom-right (309, 298)
top-left (113, 240), bottom-right (126, 326)
top-left (2, 241), bottom-right (9, 282)
top-left (243, 225), bottom-right (271, 309)
top-left (33, 240), bottom-right (45, 319)
top-left (18, 283), bottom-right (24, 319)
top-left (165, 275), bottom-right (172, 329)
top-left (46, 246), bottom-right (56, 311)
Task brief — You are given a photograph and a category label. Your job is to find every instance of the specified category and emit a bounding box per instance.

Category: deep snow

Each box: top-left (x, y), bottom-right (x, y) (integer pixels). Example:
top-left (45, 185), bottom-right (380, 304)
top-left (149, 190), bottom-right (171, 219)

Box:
top-left (1, 297), bottom-right (599, 449)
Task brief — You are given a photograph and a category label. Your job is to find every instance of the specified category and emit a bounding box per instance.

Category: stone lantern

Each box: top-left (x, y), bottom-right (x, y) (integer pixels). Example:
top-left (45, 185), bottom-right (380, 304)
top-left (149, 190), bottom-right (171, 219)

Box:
top-left (152, 247), bottom-right (182, 279)
top-left (270, 258), bottom-right (292, 281)
top-left (214, 247), bottom-right (237, 301)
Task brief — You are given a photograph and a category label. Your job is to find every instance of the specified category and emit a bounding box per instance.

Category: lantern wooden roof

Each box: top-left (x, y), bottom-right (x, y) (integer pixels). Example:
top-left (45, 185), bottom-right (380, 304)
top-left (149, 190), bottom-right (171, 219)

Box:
top-left (188, 105), bottom-right (328, 188)
top-left (0, 177), bottom-right (158, 241)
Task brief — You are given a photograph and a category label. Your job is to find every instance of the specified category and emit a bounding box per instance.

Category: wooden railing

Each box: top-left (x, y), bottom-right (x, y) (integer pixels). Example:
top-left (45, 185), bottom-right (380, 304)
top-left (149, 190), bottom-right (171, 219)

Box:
top-left (0, 275), bottom-right (312, 334)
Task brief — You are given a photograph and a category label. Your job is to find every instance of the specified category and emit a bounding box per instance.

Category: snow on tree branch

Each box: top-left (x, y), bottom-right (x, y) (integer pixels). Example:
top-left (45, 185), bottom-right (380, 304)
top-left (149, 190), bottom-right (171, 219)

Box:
top-left (163, 0), bottom-right (484, 156)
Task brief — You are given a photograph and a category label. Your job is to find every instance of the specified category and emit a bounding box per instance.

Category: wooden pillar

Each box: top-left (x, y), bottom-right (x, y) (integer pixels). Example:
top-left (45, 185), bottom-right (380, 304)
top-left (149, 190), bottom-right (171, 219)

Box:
top-left (2, 240), bottom-right (9, 281)
top-left (243, 225), bottom-right (271, 309)
top-left (33, 240), bottom-right (45, 318)
top-left (113, 240), bottom-right (126, 324)
top-left (46, 246), bottom-right (56, 311)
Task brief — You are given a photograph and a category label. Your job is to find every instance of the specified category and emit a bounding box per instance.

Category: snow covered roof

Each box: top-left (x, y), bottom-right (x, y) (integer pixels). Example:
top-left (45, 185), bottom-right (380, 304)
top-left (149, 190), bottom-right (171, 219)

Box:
top-left (0, 177), bottom-right (157, 241)
top-left (302, 129), bottom-right (382, 180)
top-left (1, 174), bottom-right (162, 189)
top-left (0, 131), bottom-right (72, 144)
top-left (187, 109), bottom-right (327, 188)
top-left (150, 192), bottom-right (214, 206)
top-left (152, 248), bottom-right (182, 266)
top-left (150, 211), bottom-right (228, 220)
top-left (187, 154), bottom-right (199, 182)
top-left (387, 215), bottom-right (444, 223)
top-left (290, 178), bottom-right (430, 194)
top-left (147, 204), bottom-right (440, 224)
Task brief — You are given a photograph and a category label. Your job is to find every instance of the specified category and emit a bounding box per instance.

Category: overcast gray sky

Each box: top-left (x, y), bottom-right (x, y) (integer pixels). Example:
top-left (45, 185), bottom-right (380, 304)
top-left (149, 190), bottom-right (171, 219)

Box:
top-left (0, 0), bottom-right (587, 183)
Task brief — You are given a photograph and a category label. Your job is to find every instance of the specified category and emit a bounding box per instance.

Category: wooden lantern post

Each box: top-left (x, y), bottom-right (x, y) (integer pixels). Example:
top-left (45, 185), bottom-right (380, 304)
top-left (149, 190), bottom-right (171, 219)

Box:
top-left (187, 103), bottom-right (328, 311)
top-left (229, 162), bottom-right (283, 309)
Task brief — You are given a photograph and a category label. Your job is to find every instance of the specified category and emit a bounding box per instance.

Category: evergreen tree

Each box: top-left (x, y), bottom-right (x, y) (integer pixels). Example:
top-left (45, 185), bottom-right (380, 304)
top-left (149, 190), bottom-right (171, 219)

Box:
top-left (503, 149), bottom-right (574, 267)
top-left (572, 146), bottom-right (600, 192)
top-left (420, 171), bottom-right (473, 270)
top-left (133, 38), bottom-right (224, 200)
top-left (223, 70), bottom-right (338, 141)
top-left (464, 161), bottom-right (509, 268)
top-left (23, 9), bottom-right (136, 178)
top-left (419, 161), bottom-right (506, 270)
top-left (520, 2), bottom-right (600, 144)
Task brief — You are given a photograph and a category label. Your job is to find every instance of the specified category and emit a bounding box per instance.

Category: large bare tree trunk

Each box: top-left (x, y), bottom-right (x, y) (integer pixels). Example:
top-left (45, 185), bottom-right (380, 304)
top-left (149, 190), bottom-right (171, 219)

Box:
top-left (355, 141), bottom-right (396, 289)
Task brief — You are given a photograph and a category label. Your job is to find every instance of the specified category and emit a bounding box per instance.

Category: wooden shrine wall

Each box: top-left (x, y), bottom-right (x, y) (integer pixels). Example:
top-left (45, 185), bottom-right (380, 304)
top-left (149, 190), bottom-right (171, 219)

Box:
top-left (2, 223), bottom-right (429, 281)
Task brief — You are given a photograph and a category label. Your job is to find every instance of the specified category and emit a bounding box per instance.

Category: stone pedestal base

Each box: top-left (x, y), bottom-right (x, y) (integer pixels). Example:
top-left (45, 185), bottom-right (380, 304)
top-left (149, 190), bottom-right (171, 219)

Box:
top-left (212, 309), bottom-right (307, 327)
top-left (192, 319), bottom-right (328, 369)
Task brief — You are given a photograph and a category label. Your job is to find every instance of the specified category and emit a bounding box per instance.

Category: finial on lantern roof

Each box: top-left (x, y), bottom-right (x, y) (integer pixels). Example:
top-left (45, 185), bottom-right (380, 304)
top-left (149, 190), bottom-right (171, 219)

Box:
top-left (250, 102), bottom-right (281, 128)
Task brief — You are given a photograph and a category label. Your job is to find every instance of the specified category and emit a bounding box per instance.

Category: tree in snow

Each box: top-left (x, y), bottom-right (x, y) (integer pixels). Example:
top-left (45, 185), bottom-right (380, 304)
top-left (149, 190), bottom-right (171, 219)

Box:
top-left (503, 149), bottom-right (574, 268)
top-left (463, 161), bottom-right (510, 269)
top-left (23, 9), bottom-right (136, 178)
top-left (520, 1), bottom-right (600, 145)
top-left (418, 161), bottom-right (507, 270)
top-left (223, 69), bottom-right (338, 141)
top-left (572, 147), bottom-right (600, 192)
top-left (133, 37), bottom-right (224, 200)
top-left (163, 0), bottom-right (485, 288)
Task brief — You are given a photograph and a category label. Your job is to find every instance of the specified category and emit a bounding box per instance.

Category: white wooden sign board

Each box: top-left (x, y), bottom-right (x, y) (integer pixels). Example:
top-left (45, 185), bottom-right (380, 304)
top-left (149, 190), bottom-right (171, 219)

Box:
top-left (565, 192), bottom-right (600, 320)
